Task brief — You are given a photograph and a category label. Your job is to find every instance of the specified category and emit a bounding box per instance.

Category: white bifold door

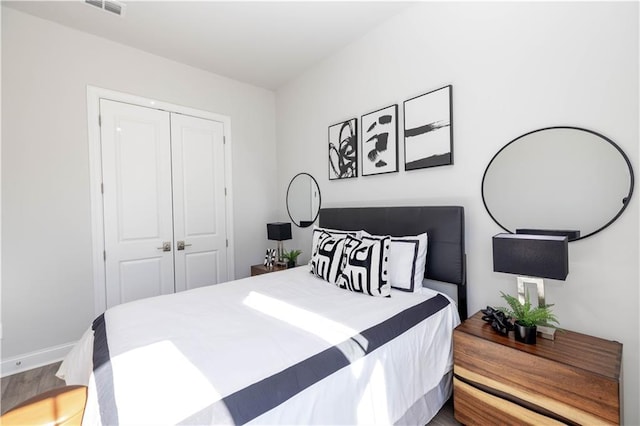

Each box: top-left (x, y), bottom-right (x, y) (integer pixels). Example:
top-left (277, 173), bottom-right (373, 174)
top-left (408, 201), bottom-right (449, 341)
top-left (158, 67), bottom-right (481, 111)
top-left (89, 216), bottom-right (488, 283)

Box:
top-left (100, 99), bottom-right (228, 308)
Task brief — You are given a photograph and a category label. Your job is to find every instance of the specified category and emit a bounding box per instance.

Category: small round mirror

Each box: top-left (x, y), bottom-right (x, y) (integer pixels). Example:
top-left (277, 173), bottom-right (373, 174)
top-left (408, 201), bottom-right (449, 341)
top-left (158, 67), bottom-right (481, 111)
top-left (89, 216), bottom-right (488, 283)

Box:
top-left (286, 173), bottom-right (321, 228)
top-left (482, 127), bottom-right (634, 241)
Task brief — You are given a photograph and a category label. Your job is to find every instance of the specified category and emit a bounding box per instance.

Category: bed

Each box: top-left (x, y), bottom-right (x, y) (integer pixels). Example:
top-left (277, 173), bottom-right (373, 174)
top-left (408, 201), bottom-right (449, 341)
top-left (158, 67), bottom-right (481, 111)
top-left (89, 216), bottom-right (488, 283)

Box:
top-left (58, 206), bottom-right (467, 425)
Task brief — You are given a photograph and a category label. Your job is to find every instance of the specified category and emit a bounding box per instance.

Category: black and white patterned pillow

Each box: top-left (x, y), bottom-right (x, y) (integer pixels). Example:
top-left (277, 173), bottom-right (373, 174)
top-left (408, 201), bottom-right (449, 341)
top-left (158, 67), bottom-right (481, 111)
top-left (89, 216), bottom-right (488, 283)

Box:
top-left (310, 232), bottom-right (347, 284)
top-left (337, 235), bottom-right (391, 297)
top-left (310, 226), bottom-right (359, 262)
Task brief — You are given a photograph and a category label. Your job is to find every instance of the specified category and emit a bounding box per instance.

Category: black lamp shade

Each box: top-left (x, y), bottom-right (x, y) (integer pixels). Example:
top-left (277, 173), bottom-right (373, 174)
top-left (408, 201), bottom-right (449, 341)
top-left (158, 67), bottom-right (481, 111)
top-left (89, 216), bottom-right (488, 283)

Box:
top-left (492, 233), bottom-right (569, 280)
top-left (267, 222), bottom-right (292, 241)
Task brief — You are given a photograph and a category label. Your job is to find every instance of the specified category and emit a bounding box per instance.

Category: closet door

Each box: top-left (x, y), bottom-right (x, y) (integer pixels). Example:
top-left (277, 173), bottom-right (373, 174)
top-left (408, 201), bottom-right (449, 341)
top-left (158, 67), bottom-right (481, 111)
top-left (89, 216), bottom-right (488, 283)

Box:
top-left (171, 114), bottom-right (228, 291)
top-left (100, 100), bottom-right (175, 308)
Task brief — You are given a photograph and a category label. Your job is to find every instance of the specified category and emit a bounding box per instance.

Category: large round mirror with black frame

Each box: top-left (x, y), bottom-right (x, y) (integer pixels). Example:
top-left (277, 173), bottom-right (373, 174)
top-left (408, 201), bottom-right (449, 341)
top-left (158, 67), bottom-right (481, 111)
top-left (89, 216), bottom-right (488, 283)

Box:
top-left (482, 126), bottom-right (634, 241)
top-left (286, 173), bottom-right (321, 228)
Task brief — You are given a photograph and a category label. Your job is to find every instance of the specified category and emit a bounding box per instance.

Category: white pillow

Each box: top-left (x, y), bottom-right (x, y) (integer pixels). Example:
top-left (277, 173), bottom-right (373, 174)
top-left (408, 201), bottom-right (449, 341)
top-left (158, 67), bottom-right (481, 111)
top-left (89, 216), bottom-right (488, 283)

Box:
top-left (361, 230), bottom-right (428, 292)
top-left (310, 226), bottom-right (360, 264)
top-left (337, 235), bottom-right (391, 297)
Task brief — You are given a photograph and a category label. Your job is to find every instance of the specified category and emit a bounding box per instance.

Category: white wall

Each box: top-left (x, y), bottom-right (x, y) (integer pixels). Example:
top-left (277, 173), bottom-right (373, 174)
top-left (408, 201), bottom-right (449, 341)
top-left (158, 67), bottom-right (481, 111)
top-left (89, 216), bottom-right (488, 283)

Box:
top-left (1, 8), bottom-right (278, 364)
top-left (276, 2), bottom-right (639, 423)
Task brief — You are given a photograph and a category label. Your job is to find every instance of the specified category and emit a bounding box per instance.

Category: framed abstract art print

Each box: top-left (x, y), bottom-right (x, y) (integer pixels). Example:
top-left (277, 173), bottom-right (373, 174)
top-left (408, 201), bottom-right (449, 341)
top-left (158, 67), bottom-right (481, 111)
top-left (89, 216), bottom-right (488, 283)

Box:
top-left (328, 118), bottom-right (358, 180)
top-left (361, 104), bottom-right (398, 176)
top-left (403, 85), bottom-right (453, 171)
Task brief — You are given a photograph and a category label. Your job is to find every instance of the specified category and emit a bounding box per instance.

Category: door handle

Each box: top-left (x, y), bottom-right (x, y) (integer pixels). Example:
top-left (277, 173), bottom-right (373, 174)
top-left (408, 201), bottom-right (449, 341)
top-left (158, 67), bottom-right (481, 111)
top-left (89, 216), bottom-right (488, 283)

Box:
top-left (177, 241), bottom-right (192, 251)
top-left (157, 242), bottom-right (171, 252)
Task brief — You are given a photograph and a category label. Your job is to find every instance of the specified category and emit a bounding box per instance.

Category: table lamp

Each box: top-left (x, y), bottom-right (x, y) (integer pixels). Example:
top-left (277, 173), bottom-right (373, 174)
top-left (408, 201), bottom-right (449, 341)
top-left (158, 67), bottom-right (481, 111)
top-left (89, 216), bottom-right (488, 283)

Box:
top-left (267, 222), bottom-right (292, 263)
top-left (493, 233), bottom-right (568, 339)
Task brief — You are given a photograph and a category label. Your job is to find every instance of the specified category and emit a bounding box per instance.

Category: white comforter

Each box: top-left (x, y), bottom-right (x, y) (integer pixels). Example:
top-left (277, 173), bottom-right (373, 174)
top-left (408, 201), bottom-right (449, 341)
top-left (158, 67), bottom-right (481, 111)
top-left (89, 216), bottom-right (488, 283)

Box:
top-left (59, 267), bottom-right (460, 425)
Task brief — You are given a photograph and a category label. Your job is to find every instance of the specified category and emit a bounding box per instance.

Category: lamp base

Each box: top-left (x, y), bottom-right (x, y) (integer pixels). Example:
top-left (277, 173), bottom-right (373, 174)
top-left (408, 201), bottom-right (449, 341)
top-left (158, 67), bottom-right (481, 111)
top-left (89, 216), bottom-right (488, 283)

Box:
top-left (537, 325), bottom-right (556, 341)
top-left (517, 276), bottom-right (546, 306)
top-left (517, 276), bottom-right (555, 341)
top-left (277, 241), bottom-right (284, 262)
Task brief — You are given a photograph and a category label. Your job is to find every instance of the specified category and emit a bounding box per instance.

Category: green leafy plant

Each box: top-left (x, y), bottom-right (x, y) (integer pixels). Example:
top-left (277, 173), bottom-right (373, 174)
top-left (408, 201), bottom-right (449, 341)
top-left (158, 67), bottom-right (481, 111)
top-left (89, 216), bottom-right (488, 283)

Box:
top-left (282, 249), bottom-right (302, 264)
top-left (498, 291), bottom-right (559, 328)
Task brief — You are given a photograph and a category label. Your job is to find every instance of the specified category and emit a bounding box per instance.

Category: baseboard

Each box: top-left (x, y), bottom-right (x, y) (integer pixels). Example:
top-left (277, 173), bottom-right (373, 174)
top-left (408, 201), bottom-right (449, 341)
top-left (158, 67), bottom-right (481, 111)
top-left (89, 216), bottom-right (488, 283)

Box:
top-left (1, 341), bottom-right (76, 378)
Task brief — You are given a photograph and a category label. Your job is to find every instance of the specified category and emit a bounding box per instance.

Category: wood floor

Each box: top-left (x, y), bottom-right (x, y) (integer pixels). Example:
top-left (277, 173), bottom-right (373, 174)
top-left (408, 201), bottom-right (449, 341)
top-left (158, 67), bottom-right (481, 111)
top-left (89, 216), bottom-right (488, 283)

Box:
top-left (429, 398), bottom-right (460, 426)
top-left (1, 362), bottom-right (65, 415)
top-left (1, 362), bottom-right (460, 424)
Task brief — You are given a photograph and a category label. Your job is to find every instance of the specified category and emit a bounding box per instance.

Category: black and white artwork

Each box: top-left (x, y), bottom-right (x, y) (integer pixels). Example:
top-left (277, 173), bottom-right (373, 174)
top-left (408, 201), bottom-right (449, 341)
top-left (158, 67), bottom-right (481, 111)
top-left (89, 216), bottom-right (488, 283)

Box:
top-left (361, 104), bottom-right (398, 176)
top-left (403, 85), bottom-right (453, 170)
top-left (328, 118), bottom-right (358, 180)
top-left (264, 249), bottom-right (276, 268)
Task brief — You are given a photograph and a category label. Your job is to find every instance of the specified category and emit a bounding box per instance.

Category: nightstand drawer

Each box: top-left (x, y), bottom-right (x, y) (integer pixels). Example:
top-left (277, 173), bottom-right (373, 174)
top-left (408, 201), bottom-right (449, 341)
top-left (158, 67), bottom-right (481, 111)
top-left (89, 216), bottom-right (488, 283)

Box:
top-left (453, 312), bottom-right (621, 425)
top-left (453, 377), bottom-right (562, 426)
top-left (454, 332), bottom-right (619, 424)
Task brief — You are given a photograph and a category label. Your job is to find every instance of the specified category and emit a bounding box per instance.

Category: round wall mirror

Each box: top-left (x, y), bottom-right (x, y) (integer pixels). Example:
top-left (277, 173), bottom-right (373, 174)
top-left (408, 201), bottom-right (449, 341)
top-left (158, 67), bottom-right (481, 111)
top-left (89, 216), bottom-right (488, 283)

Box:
top-left (286, 173), bottom-right (321, 228)
top-left (482, 126), bottom-right (634, 241)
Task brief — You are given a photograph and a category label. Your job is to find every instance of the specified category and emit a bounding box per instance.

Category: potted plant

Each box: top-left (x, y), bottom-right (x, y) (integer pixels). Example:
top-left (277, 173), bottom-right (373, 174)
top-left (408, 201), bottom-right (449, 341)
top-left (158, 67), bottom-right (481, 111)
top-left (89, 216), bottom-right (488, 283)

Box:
top-left (282, 249), bottom-right (302, 268)
top-left (499, 291), bottom-right (559, 344)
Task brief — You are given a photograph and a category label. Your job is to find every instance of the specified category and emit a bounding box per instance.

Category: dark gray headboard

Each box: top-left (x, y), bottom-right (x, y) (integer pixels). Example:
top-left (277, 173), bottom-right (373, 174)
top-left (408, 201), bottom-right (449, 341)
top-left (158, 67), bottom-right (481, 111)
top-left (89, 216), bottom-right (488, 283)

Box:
top-left (319, 206), bottom-right (467, 319)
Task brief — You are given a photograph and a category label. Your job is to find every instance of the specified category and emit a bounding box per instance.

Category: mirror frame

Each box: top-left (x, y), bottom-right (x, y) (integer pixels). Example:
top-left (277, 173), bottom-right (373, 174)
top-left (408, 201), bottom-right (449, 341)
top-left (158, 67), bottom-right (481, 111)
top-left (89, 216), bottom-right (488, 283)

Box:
top-left (481, 126), bottom-right (635, 242)
top-left (286, 172), bottom-right (322, 228)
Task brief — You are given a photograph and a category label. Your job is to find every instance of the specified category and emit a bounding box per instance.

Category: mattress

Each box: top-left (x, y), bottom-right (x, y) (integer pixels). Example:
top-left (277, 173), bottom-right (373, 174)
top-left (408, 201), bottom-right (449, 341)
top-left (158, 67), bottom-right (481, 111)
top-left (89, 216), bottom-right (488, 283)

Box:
top-left (59, 267), bottom-right (460, 425)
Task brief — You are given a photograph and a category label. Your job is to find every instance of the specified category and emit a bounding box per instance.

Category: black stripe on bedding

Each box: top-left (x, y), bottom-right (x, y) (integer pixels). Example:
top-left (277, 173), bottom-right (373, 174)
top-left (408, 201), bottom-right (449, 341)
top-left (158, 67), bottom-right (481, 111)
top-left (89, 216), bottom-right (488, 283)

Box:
top-left (92, 314), bottom-right (119, 425)
top-left (222, 293), bottom-right (450, 424)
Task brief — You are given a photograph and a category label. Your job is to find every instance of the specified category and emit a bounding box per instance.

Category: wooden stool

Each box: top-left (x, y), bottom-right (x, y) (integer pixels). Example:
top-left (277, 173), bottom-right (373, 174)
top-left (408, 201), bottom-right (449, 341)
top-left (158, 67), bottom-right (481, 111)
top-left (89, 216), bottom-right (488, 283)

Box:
top-left (1, 385), bottom-right (87, 426)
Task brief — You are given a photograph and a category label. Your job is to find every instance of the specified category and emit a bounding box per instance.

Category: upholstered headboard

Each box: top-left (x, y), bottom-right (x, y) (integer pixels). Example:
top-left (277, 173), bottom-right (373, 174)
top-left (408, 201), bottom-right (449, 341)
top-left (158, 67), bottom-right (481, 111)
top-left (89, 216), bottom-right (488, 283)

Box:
top-left (319, 206), bottom-right (467, 319)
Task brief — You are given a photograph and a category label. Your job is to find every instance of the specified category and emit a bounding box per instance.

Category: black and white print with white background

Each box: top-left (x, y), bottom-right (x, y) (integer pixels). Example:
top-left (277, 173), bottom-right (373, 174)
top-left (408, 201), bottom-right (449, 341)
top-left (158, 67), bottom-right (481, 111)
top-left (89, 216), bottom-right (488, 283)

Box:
top-left (361, 104), bottom-right (398, 176)
top-left (403, 85), bottom-right (453, 171)
top-left (328, 118), bottom-right (358, 180)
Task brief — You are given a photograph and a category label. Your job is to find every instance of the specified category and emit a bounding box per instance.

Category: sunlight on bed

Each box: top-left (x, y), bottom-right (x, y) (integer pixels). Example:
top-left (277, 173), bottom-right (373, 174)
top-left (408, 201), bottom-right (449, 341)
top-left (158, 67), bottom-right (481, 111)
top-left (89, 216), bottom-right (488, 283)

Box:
top-left (243, 291), bottom-right (369, 363)
top-left (111, 340), bottom-right (224, 425)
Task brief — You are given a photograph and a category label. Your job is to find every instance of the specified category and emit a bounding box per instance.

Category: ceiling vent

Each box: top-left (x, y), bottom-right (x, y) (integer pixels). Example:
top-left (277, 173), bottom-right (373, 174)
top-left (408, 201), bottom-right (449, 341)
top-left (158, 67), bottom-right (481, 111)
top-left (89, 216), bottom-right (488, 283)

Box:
top-left (85, 0), bottom-right (125, 17)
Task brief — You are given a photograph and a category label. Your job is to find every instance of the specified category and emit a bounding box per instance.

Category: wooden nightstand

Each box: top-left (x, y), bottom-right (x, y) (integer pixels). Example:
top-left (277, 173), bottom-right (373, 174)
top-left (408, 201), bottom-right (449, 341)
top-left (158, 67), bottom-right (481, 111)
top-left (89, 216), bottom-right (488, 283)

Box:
top-left (453, 311), bottom-right (622, 425)
top-left (250, 264), bottom-right (287, 276)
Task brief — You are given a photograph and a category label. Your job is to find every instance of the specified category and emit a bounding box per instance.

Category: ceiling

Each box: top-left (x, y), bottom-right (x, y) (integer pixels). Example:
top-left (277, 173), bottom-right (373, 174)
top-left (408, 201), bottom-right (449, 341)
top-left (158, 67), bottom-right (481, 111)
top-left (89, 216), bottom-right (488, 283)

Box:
top-left (4, 1), bottom-right (413, 90)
